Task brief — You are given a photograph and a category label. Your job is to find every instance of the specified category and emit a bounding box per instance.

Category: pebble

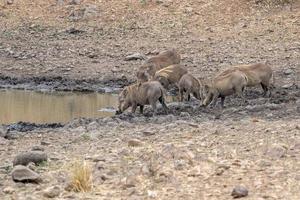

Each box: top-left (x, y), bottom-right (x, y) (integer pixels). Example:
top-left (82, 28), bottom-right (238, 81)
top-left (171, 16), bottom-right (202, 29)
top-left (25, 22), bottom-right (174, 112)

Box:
top-left (3, 186), bottom-right (15, 194)
top-left (124, 53), bottom-right (146, 61)
top-left (231, 185), bottom-right (248, 198)
top-left (284, 69), bottom-right (293, 75)
top-left (128, 139), bottom-right (142, 147)
top-left (43, 186), bottom-right (60, 198)
top-left (265, 145), bottom-right (287, 159)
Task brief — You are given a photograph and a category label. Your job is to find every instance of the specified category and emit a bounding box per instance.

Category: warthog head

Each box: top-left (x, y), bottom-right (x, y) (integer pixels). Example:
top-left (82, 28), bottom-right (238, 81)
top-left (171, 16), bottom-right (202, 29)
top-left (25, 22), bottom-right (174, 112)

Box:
top-left (116, 87), bottom-right (129, 114)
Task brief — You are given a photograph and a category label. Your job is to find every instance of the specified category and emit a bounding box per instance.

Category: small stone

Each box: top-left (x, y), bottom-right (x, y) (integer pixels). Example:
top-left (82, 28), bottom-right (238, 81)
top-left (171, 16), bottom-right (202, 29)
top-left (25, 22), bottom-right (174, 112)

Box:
top-left (128, 139), bottom-right (142, 147)
top-left (41, 141), bottom-right (51, 146)
top-left (12, 165), bottom-right (41, 183)
top-left (120, 176), bottom-right (137, 189)
top-left (6, 0), bottom-right (14, 5)
top-left (142, 130), bottom-right (155, 136)
top-left (43, 186), bottom-right (60, 198)
top-left (282, 83), bottom-right (294, 89)
top-left (179, 112), bottom-right (190, 118)
top-left (0, 125), bottom-right (8, 138)
top-left (124, 53), bottom-right (146, 61)
top-left (188, 123), bottom-right (198, 128)
top-left (174, 159), bottom-right (186, 170)
top-left (215, 167), bottom-right (225, 176)
top-left (284, 69), bottom-right (293, 75)
top-left (231, 186), bottom-right (248, 198)
top-left (27, 162), bottom-right (37, 171)
top-left (69, 0), bottom-right (80, 5)
top-left (56, 0), bottom-right (64, 5)
top-left (265, 145), bottom-right (287, 159)
top-left (257, 159), bottom-right (272, 168)
top-left (3, 186), bottom-right (15, 194)
top-left (147, 190), bottom-right (158, 198)
top-left (31, 146), bottom-right (45, 151)
top-left (13, 151), bottom-right (47, 166)
top-left (87, 121), bottom-right (99, 131)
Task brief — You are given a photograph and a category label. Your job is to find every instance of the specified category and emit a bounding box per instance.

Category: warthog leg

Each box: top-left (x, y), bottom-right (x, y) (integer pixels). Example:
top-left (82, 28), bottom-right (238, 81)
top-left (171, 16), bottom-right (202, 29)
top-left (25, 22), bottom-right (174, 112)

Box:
top-left (139, 105), bottom-right (144, 114)
top-left (220, 96), bottom-right (225, 108)
top-left (179, 88), bottom-right (184, 102)
top-left (131, 103), bottom-right (137, 114)
top-left (210, 93), bottom-right (219, 108)
top-left (236, 86), bottom-right (246, 106)
top-left (159, 96), bottom-right (168, 114)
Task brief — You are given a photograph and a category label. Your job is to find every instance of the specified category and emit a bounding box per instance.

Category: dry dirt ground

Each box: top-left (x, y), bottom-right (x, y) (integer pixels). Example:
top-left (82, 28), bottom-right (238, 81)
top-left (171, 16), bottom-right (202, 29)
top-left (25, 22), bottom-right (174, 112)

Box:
top-left (0, 0), bottom-right (300, 199)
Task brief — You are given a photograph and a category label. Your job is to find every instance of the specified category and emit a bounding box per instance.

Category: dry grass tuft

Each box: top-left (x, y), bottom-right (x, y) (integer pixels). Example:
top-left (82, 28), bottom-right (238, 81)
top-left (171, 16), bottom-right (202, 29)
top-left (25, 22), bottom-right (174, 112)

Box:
top-left (70, 160), bottom-right (93, 192)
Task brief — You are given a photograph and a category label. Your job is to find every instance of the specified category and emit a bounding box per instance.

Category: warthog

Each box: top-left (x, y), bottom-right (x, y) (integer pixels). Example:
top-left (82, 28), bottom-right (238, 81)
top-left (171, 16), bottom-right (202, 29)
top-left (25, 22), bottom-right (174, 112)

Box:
top-left (178, 73), bottom-right (204, 103)
top-left (218, 63), bottom-right (273, 96)
top-left (202, 70), bottom-right (248, 108)
top-left (137, 49), bottom-right (181, 83)
top-left (153, 64), bottom-right (188, 89)
top-left (116, 81), bottom-right (168, 115)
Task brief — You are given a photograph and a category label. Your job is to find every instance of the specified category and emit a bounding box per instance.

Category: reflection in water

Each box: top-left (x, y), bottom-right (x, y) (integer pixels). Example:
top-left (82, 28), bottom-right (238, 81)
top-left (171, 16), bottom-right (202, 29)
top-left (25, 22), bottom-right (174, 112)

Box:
top-left (0, 90), bottom-right (118, 124)
top-left (0, 89), bottom-right (178, 124)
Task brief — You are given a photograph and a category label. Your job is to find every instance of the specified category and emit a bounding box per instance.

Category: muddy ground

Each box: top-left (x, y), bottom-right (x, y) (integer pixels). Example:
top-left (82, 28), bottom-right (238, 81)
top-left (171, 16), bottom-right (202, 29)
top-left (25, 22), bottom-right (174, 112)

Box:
top-left (0, 0), bottom-right (300, 199)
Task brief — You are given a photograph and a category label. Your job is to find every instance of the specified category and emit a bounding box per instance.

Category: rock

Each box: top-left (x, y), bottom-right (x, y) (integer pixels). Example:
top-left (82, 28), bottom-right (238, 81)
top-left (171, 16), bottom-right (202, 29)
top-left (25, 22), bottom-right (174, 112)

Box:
top-left (41, 141), bottom-right (51, 146)
top-left (282, 83), bottom-right (294, 89)
top-left (87, 121), bottom-right (99, 131)
top-left (188, 123), bottom-right (198, 128)
top-left (147, 190), bottom-right (158, 198)
top-left (179, 112), bottom-right (190, 118)
top-left (257, 159), bottom-right (272, 168)
top-left (0, 125), bottom-right (8, 138)
top-left (120, 176), bottom-right (137, 189)
top-left (265, 145), bottom-right (287, 159)
top-left (3, 186), bottom-right (15, 194)
top-left (43, 186), bottom-right (60, 198)
top-left (27, 162), bottom-right (37, 171)
top-left (70, 0), bottom-right (80, 5)
top-left (128, 139), bottom-right (142, 147)
top-left (56, 0), bottom-right (64, 5)
top-left (284, 69), bottom-right (293, 75)
top-left (124, 53), bottom-right (146, 61)
top-left (4, 132), bottom-right (19, 140)
top-left (231, 186), bottom-right (248, 198)
top-left (13, 151), bottom-right (47, 166)
top-left (31, 146), bottom-right (45, 151)
top-left (6, 0), bottom-right (14, 5)
top-left (0, 137), bottom-right (8, 145)
top-left (174, 159), bottom-right (186, 170)
top-left (142, 130), bottom-right (155, 136)
top-left (12, 165), bottom-right (41, 183)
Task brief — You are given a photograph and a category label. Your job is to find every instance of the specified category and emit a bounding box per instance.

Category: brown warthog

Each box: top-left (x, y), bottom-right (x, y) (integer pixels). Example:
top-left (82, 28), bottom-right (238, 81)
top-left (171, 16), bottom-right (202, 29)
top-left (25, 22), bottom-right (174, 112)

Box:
top-left (137, 49), bottom-right (181, 83)
top-left (202, 70), bottom-right (248, 108)
top-left (116, 81), bottom-right (168, 115)
top-left (218, 63), bottom-right (273, 96)
top-left (153, 64), bottom-right (188, 89)
top-left (178, 73), bottom-right (204, 102)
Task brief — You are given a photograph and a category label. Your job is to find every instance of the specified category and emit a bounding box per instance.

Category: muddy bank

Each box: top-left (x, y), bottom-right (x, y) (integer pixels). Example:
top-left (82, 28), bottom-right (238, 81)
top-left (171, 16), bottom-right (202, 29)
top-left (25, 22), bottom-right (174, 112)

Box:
top-left (0, 75), bottom-right (133, 92)
top-left (1, 84), bottom-right (297, 135)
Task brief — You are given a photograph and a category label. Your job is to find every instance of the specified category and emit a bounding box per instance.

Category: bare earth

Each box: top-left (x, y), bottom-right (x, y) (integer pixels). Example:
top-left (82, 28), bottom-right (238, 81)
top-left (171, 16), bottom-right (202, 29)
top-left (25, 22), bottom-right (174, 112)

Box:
top-left (0, 0), bottom-right (299, 199)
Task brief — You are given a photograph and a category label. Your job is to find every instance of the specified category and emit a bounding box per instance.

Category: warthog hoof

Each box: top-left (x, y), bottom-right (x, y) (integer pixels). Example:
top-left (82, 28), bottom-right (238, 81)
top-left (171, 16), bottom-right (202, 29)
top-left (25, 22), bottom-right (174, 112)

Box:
top-left (115, 110), bottom-right (122, 115)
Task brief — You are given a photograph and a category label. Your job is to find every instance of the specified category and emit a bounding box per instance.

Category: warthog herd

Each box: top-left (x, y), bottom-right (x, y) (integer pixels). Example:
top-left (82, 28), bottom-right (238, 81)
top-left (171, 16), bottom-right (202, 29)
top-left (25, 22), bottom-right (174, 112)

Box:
top-left (116, 49), bottom-right (274, 115)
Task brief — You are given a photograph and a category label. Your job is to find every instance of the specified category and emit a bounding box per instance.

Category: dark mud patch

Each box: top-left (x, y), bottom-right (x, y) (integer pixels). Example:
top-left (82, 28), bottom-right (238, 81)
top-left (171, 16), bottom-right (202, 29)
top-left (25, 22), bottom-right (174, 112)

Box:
top-left (7, 122), bottom-right (63, 132)
top-left (0, 75), bottom-right (133, 92)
